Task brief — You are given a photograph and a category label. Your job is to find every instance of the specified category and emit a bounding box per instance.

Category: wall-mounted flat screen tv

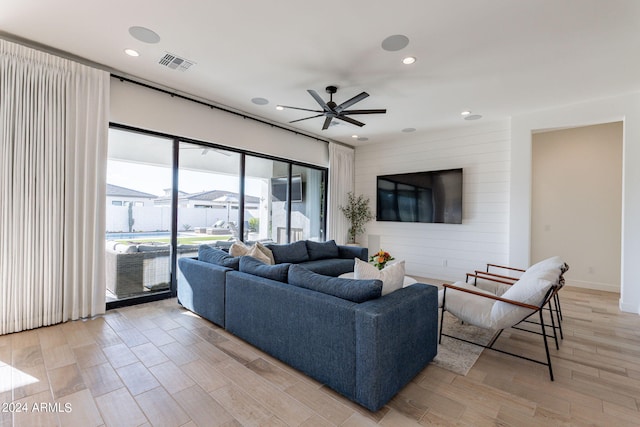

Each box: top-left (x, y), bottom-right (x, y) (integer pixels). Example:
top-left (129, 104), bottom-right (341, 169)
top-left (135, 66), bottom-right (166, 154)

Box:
top-left (271, 175), bottom-right (303, 202)
top-left (376, 168), bottom-right (463, 224)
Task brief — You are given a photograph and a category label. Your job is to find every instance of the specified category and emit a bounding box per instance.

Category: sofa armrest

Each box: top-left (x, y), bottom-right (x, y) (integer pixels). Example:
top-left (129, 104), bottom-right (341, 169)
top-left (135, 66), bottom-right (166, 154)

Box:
top-left (354, 283), bottom-right (438, 411)
top-left (337, 245), bottom-right (368, 261)
top-left (177, 257), bottom-right (231, 327)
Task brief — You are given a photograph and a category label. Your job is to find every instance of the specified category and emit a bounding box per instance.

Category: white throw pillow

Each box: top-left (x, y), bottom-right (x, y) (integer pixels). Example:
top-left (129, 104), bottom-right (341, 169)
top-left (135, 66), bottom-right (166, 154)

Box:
top-left (230, 241), bottom-right (272, 265)
top-left (354, 258), bottom-right (405, 296)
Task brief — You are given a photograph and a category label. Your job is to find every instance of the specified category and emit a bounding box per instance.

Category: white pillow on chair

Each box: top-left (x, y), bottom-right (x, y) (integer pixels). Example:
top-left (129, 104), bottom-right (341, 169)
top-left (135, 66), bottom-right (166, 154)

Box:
top-left (354, 258), bottom-right (405, 296)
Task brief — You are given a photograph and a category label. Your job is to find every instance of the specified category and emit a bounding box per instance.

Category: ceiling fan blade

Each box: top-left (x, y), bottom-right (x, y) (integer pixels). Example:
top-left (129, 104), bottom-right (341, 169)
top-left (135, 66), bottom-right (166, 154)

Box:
top-left (307, 90), bottom-right (332, 112)
top-left (278, 105), bottom-right (323, 113)
top-left (341, 109), bottom-right (387, 115)
top-left (322, 117), bottom-right (333, 130)
top-left (335, 92), bottom-right (369, 113)
top-left (336, 115), bottom-right (365, 127)
top-left (289, 114), bottom-right (325, 124)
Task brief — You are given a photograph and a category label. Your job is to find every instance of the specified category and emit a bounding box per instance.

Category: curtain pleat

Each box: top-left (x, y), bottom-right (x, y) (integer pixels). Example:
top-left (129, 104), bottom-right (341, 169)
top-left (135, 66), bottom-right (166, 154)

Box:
top-left (0, 39), bottom-right (109, 335)
top-left (327, 143), bottom-right (355, 244)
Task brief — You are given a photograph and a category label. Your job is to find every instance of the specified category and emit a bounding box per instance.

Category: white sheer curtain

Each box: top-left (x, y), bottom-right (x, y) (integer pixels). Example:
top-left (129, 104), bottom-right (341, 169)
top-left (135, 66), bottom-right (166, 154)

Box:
top-left (327, 142), bottom-right (355, 244)
top-left (0, 39), bottom-right (109, 335)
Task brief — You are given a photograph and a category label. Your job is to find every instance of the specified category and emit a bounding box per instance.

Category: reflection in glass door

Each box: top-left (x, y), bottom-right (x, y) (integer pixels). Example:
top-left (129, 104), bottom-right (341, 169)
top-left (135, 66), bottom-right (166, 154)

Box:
top-left (245, 155), bottom-right (289, 243)
top-left (105, 128), bottom-right (174, 303)
top-left (176, 142), bottom-right (241, 258)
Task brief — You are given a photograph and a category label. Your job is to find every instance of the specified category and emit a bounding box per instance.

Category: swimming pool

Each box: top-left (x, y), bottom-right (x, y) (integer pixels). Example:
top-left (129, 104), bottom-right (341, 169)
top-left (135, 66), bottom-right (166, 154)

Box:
top-left (106, 232), bottom-right (171, 240)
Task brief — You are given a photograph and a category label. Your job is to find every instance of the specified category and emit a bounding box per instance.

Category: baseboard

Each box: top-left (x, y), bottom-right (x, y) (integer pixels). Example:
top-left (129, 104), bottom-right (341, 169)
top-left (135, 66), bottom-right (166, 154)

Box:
top-left (619, 300), bottom-right (639, 314)
top-left (564, 279), bottom-right (619, 293)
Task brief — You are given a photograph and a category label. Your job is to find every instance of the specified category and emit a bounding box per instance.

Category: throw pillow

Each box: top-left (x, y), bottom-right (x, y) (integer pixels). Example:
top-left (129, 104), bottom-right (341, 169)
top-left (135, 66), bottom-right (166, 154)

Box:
top-left (239, 256), bottom-right (290, 282)
top-left (255, 241), bottom-right (275, 265)
top-left (198, 245), bottom-right (240, 270)
top-left (266, 240), bottom-right (310, 264)
top-left (230, 241), bottom-right (250, 257)
top-left (230, 242), bottom-right (273, 265)
top-left (354, 258), bottom-right (405, 296)
top-left (287, 265), bottom-right (382, 303)
top-left (305, 240), bottom-right (339, 261)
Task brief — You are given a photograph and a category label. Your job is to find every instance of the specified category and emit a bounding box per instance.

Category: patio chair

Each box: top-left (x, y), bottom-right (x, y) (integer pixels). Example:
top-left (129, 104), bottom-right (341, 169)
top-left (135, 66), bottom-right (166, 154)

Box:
top-left (439, 256), bottom-right (569, 380)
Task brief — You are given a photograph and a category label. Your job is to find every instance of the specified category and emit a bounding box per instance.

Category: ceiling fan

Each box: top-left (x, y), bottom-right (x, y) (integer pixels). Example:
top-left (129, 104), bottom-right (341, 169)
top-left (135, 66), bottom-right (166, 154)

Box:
top-left (279, 85), bottom-right (386, 130)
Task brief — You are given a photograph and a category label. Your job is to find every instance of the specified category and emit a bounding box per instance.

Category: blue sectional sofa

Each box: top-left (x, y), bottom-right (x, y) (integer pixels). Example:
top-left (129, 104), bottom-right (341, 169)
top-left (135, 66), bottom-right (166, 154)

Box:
top-left (177, 240), bottom-right (439, 411)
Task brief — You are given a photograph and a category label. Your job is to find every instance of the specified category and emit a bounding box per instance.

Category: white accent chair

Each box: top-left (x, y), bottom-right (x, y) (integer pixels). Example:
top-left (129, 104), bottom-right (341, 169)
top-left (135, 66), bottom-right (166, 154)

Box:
top-left (439, 256), bottom-right (569, 380)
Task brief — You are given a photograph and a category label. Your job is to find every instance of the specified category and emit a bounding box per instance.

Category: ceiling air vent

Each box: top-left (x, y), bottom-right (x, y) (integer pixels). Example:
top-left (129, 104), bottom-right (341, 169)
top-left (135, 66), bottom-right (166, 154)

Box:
top-left (158, 53), bottom-right (195, 71)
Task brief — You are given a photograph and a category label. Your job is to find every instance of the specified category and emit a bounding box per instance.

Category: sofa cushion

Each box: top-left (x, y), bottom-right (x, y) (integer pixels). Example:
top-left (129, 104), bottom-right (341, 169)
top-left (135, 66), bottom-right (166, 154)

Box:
top-left (239, 256), bottom-right (291, 282)
top-left (230, 241), bottom-right (273, 265)
top-left (198, 245), bottom-right (240, 270)
top-left (354, 258), bottom-right (405, 296)
top-left (267, 240), bottom-right (310, 264)
top-left (137, 243), bottom-right (170, 252)
top-left (288, 265), bottom-right (382, 303)
top-left (306, 240), bottom-right (339, 261)
top-left (298, 258), bottom-right (355, 277)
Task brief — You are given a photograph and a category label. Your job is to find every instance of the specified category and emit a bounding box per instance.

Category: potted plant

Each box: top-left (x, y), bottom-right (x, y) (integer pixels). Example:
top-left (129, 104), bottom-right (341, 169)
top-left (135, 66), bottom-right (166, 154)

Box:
top-left (339, 192), bottom-right (374, 244)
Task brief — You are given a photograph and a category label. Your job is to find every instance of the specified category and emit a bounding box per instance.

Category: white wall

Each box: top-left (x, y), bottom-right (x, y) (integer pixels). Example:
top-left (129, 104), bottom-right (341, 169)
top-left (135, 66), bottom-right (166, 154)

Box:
top-left (511, 92), bottom-right (640, 314)
top-left (531, 123), bottom-right (622, 293)
top-left (355, 121), bottom-right (511, 282)
top-left (110, 77), bottom-right (329, 168)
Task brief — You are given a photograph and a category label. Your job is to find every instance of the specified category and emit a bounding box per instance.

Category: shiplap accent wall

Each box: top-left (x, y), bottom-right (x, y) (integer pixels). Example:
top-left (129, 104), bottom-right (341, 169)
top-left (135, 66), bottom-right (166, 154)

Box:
top-left (354, 121), bottom-right (511, 283)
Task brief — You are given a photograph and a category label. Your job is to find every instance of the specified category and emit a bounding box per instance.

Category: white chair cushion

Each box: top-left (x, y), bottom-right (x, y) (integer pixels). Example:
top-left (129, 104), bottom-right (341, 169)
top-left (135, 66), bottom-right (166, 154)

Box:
top-left (442, 281), bottom-right (497, 329)
top-left (467, 276), bottom-right (513, 297)
top-left (490, 275), bottom-right (554, 330)
top-left (354, 258), bottom-right (405, 296)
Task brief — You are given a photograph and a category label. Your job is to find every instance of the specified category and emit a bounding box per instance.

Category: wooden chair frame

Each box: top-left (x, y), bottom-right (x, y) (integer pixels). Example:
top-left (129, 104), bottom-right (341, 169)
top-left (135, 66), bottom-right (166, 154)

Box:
top-left (439, 282), bottom-right (561, 380)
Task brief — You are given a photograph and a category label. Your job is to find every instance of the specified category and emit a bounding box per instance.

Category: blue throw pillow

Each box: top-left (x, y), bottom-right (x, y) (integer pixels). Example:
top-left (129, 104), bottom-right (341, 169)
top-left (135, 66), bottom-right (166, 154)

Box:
top-left (198, 245), bottom-right (240, 270)
top-left (239, 256), bottom-right (291, 282)
top-left (287, 265), bottom-right (382, 303)
top-left (266, 240), bottom-right (310, 264)
top-left (305, 240), bottom-right (339, 261)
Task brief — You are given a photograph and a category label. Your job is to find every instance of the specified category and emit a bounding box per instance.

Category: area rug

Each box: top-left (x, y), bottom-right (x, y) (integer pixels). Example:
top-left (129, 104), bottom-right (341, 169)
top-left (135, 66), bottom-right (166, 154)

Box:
top-left (433, 311), bottom-right (498, 375)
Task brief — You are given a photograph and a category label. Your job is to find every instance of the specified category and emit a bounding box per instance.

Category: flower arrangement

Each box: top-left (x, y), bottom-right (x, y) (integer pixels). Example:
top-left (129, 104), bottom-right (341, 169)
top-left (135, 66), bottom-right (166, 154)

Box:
top-left (370, 249), bottom-right (395, 270)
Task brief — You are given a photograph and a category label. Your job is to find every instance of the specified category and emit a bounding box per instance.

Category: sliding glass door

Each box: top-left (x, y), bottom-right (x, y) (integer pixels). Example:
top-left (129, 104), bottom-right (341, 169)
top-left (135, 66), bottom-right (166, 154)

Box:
top-left (176, 141), bottom-right (241, 257)
top-left (105, 128), bottom-right (174, 304)
top-left (106, 125), bottom-right (327, 308)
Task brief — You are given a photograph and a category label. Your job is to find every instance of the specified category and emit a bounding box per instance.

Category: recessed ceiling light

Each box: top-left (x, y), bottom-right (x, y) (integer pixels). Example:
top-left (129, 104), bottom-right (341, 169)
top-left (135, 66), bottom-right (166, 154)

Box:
top-left (461, 111), bottom-right (471, 116)
top-left (357, 137), bottom-right (369, 142)
top-left (402, 56), bottom-right (416, 65)
top-left (381, 34), bottom-right (410, 52)
top-left (251, 97), bottom-right (269, 105)
top-left (351, 134), bottom-right (358, 139)
top-left (464, 114), bottom-right (483, 121)
top-left (275, 105), bottom-right (284, 111)
top-left (402, 127), bottom-right (416, 133)
top-left (124, 48), bottom-right (140, 57)
top-left (128, 26), bottom-right (161, 44)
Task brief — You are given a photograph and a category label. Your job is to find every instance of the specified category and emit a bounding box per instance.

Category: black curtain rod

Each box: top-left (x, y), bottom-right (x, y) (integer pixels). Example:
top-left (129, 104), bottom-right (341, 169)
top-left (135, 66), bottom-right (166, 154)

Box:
top-left (112, 74), bottom-right (330, 145)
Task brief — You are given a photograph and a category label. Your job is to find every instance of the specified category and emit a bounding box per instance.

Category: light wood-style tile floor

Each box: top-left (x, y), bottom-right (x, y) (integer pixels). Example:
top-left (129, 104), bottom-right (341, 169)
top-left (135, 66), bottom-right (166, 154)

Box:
top-left (1, 286), bottom-right (639, 426)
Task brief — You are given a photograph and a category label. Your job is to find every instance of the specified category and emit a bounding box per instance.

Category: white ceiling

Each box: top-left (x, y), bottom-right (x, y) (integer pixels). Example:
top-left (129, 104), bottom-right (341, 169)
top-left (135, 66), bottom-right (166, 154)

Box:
top-left (2, 0), bottom-right (640, 146)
